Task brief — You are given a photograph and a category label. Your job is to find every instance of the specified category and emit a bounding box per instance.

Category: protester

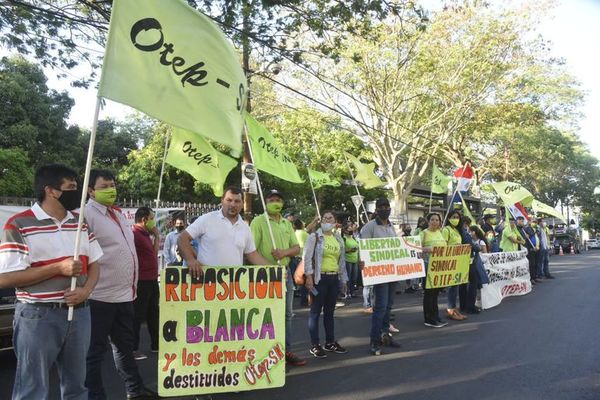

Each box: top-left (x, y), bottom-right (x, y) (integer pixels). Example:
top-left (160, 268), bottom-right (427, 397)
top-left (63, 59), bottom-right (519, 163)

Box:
top-left (516, 216), bottom-right (542, 284)
top-left (303, 211), bottom-right (349, 358)
top-left (132, 206), bottom-right (160, 361)
top-left (538, 218), bottom-right (555, 279)
top-left (250, 189), bottom-right (305, 366)
top-left (420, 212), bottom-right (449, 328)
top-left (0, 164), bottom-right (102, 400)
top-left (343, 221), bottom-right (359, 298)
top-left (465, 225), bottom-right (488, 314)
top-left (500, 216), bottom-right (523, 252)
top-left (360, 198), bottom-right (401, 356)
top-left (443, 211), bottom-right (467, 321)
top-left (413, 217), bottom-right (428, 236)
top-left (481, 214), bottom-right (500, 252)
top-left (177, 186), bottom-right (268, 270)
top-left (163, 216), bottom-right (185, 266)
top-left (84, 169), bottom-right (157, 400)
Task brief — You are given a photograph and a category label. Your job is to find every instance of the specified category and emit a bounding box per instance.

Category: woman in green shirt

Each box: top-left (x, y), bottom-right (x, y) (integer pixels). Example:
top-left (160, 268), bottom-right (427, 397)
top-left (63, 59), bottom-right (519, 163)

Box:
top-left (442, 211), bottom-right (468, 321)
top-left (304, 211), bottom-right (349, 358)
top-left (420, 213), bottom-right (449, 328)
top-left (343, 222), bottom-right (359, 298)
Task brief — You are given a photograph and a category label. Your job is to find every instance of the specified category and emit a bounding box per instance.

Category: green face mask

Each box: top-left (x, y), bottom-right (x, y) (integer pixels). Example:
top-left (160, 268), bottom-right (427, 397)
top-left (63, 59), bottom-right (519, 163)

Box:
top-left (449, 218), bottom-right (460, 227)
top-left (266, 202), bottom-right (283, 214)
top-left (145, 218), bottom-right (156, 231)
top-left (95, 187), bottom-right (117, 207)
top-left (490, 218), bottom-right (497, 225)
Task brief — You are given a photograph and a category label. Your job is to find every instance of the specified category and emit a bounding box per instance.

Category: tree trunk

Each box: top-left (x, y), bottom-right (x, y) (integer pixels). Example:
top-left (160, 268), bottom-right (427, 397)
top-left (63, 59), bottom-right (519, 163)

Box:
top-left (392, 182), bottom-right (409, 222)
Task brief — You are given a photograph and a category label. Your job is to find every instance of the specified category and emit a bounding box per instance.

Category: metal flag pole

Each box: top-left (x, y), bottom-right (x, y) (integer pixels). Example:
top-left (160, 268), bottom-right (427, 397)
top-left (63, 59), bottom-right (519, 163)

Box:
top-left (155, 127), bottom-right (171, 209)
top-left (307, 170), bottom-right (322, 221)
top-left (68, 97), bottom-right (102, 321)
top-left (244, 124), bottom-right (281, 266)
top-left (442, 161), bottom-right (470, 225)
top-left (343, 153), bottom-right (370, 223)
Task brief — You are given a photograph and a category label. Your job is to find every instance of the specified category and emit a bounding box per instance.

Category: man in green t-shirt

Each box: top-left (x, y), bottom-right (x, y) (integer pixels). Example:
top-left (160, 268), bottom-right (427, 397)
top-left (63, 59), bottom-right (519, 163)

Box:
top-left (250, 189), bottom-right (304, 366)
top-left (500, 216), bottom-right (524, 252)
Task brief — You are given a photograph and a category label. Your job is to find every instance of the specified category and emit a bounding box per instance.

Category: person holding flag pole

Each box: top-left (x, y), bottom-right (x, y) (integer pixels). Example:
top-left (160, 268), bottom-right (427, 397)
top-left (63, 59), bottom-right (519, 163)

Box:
top-left (246, 126), bottom-right (306, 367)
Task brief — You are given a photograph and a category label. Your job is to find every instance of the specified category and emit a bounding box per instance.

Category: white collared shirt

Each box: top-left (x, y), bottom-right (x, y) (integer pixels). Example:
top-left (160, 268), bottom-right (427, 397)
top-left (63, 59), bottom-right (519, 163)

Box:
top-left (185, 210), bottom-right (256, 266)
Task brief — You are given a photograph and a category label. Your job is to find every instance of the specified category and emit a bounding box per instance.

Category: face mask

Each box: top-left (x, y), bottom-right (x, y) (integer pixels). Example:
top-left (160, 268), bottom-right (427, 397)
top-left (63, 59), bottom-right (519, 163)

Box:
top-left (531, 223), bottom-right (537, 228)
top-left (266, 202), bottom-right (283, 214)
top-left (490, 218), bottom-right (497, 225)
top-left (449, 218), bottom-right (460, 227)
top-left (403, 230), bottom-right (412, 236)
top-left (377, 209), bottom-right (391, 220)
top-left (175, 225), bottom-right (185, 232)
top-left (145, 219), bottom-right (156, 231)
top-left (56, 189), bottom-right (81, 211)
top-left (321, 222), bottom-right (335, 232)
top-left (95, 187), bottom-right (117, 207)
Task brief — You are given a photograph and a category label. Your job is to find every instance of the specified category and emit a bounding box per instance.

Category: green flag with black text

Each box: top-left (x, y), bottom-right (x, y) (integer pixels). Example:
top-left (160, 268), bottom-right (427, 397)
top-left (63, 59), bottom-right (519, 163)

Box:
top-left (98, 0), bottom-right (247, 155)
top-left (166, 127), bottom-right (237, 196)
top-left (431, 162), bottom-right (451, 194)
top-left (245, 114), bottom-right (304, 183)
top-left (308, 168), bottom-right (340, 189)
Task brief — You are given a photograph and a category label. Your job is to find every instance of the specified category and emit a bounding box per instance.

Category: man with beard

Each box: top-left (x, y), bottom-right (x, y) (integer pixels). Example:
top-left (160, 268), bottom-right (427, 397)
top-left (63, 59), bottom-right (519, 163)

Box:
top-left (163, 217), bottom-right (185, 266)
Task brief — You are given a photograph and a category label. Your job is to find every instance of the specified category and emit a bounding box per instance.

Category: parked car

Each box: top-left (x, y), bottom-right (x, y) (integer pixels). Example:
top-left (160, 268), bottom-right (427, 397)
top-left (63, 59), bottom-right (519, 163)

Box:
top-left (586, 239), bottom-right (600, 250)
top-left (553, 234), bottom-right (580, 254)
top-left (0, 287), bottom-right (15, 351)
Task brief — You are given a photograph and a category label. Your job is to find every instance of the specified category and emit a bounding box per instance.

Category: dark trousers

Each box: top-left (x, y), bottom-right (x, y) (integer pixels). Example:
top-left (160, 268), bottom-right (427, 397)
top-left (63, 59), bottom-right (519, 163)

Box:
top-left (133, 280), bottom-right (159, 351)
top-left (423, 288), bottom-right (441, 323)
top-left (527, 250), bottom-right (539, 279)
top-left (370, 281), bottom-right (396, 344)
top-left (308, 274), bottom-right (339, 345)
top-left (465, 263), bottom-right (479, 312)
top-left (86, 300), bottom-right (144, 400)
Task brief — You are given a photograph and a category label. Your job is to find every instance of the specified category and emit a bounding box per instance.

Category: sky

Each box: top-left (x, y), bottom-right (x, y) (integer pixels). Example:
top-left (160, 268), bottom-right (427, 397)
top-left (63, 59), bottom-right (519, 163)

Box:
top-left (21, 0), bottom-right (600, 160)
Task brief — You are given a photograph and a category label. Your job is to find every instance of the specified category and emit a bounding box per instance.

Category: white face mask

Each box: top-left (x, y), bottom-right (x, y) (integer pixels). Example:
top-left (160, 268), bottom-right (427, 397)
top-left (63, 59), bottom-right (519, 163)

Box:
top-left (321, 222), bottom-right (335, 232)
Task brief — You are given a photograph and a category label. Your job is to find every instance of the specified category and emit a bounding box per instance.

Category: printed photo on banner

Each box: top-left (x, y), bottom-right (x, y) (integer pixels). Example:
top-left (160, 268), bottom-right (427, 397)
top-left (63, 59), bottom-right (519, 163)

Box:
top-left (425, 244), bottom-right (471, 289)
top-left (480, 250), bottom-right (531, 309)
top-left (158, 266), bottom-right (285, 397)
top-left (359, 236), bottom-right (425, 286)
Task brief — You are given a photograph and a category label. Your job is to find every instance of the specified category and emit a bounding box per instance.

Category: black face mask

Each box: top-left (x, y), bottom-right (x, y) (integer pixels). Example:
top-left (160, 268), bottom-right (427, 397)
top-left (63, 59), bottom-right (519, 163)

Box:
top-left (56, 189), bottom-right (82, 211)
top-left (176, 226), bottom-right (185, 232)
top-left (377, 209), bottom-right (391, 220)
top-left (403, 229), bottom-right (412, 236)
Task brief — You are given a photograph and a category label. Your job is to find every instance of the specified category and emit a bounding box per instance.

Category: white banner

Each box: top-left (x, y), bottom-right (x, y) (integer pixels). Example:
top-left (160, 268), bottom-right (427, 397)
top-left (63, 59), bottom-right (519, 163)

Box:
top-left (359, 235), bottom-right (425, 286)
top-left (480, 250), bottom-right (531, 309)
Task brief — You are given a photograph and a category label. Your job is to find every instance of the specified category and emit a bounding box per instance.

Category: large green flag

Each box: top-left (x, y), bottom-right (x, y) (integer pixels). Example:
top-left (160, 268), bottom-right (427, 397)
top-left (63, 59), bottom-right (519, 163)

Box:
top-left (308, 168), bottom-right (340, 189)
top-left (344, 152), bottom-right (384, 189)
top-left (458, 193), bottom-right (475, 225)
top-left (166, 127), bottom-right (237, 196)
top-left (532, 199), bottom-right (566, 222)
top-left (245, 114), bottom-right (304, 183)
top-left (431, 162), bottom-right (452, 194)
top-left (491, 181), bottom-right (534, 207)
top-left (98, 0), bottom-right (247, 155)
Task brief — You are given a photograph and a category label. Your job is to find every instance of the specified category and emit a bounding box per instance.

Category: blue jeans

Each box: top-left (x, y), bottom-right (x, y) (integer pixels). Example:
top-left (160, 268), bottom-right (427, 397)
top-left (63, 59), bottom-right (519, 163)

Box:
top-left (12, 302), bottom-right (91, 400)
top-left (541, 249), bottom-right (551, 276)
top-left (363, 285), bottom-right (374, 308)
top-left (86, 300), bottom-right (144, 400)
top-left (308, 274), bottom-right (339, 345)
top-left (537, 249), bottom-right (547, 277)
top-left (370, 282), bottom-right (396, 344)
top-left (285, 266), bottom-right (294, 350)
top-left (345, 262), bottom-right (358, 292)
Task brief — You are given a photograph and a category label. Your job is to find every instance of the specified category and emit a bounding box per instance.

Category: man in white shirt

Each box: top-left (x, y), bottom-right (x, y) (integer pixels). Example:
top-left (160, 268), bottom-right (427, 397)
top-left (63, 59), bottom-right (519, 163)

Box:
top-left (178, 186), bottom-right (268, 275)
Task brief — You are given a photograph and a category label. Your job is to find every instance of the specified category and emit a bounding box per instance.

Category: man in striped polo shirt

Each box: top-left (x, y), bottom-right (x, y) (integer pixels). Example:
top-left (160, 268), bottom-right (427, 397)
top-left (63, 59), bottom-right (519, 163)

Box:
top-left (0, 164), bottom-right (103, 400)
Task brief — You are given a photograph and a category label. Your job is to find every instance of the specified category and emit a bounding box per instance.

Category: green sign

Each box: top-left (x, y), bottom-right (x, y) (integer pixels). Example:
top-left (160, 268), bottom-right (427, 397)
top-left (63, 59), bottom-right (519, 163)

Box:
top-left (425, 245), bottom-right (471, 289)
top-left (158, 266), bottom-right (285, 397)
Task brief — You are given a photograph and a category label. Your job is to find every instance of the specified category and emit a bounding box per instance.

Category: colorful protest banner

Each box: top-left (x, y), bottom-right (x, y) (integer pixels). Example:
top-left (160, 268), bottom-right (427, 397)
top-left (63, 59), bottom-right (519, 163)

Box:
top-left (425, 244), bottom-right (471, 289)
top-left (480, 250), bottom-right (531, 309)
top-left (98, 0), bottom-right (247, 155)
top-left (158, 266), bottom-right (285, 397)
top-left (359, 236), bottom-right (425, 286)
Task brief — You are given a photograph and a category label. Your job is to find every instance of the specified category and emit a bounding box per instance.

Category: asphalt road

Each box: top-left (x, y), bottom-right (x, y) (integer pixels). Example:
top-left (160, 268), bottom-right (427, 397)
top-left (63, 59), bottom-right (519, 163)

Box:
top-left (2, 251), bottom-right (600, 400)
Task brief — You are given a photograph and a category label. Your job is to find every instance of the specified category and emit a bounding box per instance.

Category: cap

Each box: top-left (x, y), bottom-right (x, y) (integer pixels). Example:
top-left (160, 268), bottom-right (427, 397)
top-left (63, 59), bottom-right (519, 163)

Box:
top-left (516, 215), bottom-right (525, 220)
top-left (483, 214), bottom-right (494, 220)
top-left (265, 189), bottom-right (284, 200)
top-left (375, 198), bottom-right (390, 208)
